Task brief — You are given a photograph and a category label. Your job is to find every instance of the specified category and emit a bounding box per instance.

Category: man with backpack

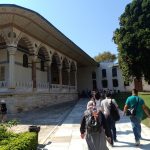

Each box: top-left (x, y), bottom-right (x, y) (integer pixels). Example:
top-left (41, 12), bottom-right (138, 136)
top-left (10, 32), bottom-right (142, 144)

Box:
top-left (101, 92), bottom-right (119, 145)
top-left (80, 100), bottom-right (112, 150)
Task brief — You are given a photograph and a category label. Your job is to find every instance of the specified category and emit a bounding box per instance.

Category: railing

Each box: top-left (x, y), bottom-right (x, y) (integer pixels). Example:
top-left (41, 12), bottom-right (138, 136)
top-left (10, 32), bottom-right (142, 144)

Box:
top-left (36, 82), bottom-right (49, 92)
top-left (0, 81), bottom-right (76, 93)
top-left (15, 81), bottom-right (33, 92)
top-left (0, 81), bottom-right (7, 88)
top-left (0, 81), bottom-right (8, 92)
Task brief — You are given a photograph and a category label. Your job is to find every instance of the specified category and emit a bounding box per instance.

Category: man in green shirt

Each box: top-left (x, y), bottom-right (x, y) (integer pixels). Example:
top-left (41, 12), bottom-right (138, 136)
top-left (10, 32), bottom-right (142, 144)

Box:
top-left (123, 89), bottom-right (150, 146)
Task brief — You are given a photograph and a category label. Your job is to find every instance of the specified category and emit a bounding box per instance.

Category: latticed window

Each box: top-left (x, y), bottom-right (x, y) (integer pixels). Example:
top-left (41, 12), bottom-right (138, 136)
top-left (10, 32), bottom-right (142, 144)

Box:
top-left (23, 54), bottom-right (28, 68)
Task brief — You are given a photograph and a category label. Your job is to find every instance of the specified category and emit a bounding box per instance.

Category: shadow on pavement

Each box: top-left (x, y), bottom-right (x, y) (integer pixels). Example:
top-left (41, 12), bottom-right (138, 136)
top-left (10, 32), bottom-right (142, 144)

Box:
top-left (8, 100), bottom-right (78, 126)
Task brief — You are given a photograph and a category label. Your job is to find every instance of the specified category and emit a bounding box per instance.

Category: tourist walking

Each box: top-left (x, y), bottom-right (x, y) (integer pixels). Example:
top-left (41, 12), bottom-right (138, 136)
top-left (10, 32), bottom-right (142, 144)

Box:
top-left (95, 92), bottom-right (102, 112)
top-left (123, 88), bottom-right (150, 146)
top-left (101, 92), bottom-right (119, 144)
top-left (80, 100), bottom-right (112, 150)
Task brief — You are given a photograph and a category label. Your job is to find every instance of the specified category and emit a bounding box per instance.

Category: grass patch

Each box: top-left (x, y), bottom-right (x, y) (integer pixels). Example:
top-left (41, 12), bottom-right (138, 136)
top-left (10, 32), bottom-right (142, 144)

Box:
top-left (113, 92), bottom-right (150, 127)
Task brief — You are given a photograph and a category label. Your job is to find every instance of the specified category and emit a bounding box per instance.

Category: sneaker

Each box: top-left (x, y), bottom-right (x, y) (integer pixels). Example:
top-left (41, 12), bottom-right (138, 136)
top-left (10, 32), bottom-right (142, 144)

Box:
top-left (135, 140), bottom-right (140, 146)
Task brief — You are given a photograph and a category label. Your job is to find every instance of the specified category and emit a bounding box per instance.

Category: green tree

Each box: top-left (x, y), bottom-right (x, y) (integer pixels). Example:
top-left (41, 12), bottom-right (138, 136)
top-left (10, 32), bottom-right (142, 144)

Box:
top-left (113, 0), bottom-right (150, 82)
top-left (94, 51), bottom-right (117, 62)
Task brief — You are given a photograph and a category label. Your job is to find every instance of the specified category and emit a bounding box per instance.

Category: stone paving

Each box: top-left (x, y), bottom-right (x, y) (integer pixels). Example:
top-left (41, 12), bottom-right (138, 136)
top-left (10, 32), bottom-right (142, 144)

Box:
top-left (43, 99), bottom-right (150, 150)
top-left (8, 98), bottom-right (150, 150)
top-left (8, 100), bottom-right (77, 144)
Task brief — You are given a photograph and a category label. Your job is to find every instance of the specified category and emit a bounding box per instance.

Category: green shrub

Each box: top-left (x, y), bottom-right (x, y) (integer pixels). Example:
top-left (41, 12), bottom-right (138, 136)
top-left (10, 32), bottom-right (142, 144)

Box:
top-left (0, 132), bottom-right (38, 150)
top-left (0, 126), bottom-right (17, 141)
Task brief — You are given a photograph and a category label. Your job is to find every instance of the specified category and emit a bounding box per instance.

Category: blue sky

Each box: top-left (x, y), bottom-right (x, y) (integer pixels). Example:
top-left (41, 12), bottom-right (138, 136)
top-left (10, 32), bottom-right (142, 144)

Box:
top-left (0, 0), bottom-right (131, 58)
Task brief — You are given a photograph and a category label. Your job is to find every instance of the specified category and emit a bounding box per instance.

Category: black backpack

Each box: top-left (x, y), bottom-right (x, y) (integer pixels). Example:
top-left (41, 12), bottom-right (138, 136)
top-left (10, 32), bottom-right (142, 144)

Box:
top-left (86, 113), bottom-right (102, 133)
top-left (109, 100), bottom-right (120, 121)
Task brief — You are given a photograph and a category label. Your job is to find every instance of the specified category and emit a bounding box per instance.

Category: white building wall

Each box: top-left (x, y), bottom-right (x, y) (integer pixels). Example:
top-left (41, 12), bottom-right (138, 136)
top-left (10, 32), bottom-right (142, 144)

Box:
top-left (98, 62), bottom-right (150, 92)
top-left (77, 66), bottom-right (97, 92)
top-left (36, 69), bottom-right (47, 82)
top-left (97, 62), bottom-right (127, 92)
top-left (14, 51), bottom-right (32, 82)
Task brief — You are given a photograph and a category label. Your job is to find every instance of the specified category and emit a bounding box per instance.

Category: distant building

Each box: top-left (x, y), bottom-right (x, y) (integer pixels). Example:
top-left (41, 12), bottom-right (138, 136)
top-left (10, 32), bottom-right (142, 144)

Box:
top-left (97, 62), bottom-right (150, 92)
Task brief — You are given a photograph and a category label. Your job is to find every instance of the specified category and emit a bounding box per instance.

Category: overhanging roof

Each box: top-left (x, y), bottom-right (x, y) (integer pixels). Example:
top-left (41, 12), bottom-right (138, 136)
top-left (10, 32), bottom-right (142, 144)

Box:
top-left (0, 4), bottom-right (98, 67)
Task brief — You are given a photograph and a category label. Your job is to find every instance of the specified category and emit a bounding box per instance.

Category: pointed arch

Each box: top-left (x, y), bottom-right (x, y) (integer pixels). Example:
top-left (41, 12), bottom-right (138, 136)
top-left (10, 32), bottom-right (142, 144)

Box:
top-left (37, 46), bottom-right (50, 61)
top-left (37, 46), bottom-right (50, 72)
top-left (17, 36), bottom-right (34, 55)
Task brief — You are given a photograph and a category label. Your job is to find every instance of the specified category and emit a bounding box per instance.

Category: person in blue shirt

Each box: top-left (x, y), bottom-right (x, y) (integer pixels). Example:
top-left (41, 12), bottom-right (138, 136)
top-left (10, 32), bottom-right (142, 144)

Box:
top-left (123, 89), bottom-right (150, 146)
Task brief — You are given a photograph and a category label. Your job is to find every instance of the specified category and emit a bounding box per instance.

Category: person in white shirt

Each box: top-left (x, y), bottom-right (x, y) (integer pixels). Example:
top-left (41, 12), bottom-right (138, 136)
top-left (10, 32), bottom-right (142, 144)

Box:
top-left (95, 92), bottom-right (103, 112)
top-left (101, 93), bottom-right (118, 144)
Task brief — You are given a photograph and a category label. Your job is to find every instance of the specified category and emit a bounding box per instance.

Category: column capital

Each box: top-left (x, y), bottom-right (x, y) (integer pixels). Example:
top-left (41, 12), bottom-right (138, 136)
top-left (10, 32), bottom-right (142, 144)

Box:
top-left (7, 45), bottom-right (17, 55)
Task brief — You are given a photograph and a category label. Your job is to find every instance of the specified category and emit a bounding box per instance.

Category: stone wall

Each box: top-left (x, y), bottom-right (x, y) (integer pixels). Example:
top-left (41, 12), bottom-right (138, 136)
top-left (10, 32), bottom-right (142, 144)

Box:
top-left (0, 92), bottom-right (78, 113)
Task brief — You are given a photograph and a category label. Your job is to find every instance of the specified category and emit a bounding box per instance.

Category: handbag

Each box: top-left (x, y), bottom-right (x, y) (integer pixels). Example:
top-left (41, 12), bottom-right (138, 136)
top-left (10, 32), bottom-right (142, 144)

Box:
top-left (126, 107), bottom-right (136, 116)
top-left (126, 97), bottom-right (139, 116)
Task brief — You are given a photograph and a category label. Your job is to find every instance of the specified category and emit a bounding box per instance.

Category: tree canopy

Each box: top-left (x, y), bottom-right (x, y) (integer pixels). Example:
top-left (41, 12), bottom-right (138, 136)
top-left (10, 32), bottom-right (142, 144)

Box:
top-left (113, 0), bottom-right (150, 82)
top-left (94, 51), bottom-right (117, 63)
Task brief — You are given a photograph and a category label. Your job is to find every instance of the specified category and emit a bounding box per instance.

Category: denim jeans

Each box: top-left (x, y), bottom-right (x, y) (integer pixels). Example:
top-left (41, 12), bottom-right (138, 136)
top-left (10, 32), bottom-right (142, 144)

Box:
top-left (130, 116), bottom-right (141, 141)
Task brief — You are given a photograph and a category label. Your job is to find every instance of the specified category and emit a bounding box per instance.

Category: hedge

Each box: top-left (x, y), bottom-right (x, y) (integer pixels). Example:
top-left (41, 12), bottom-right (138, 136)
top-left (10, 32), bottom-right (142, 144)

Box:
top-left (0, 127), bottom-right (38, 150)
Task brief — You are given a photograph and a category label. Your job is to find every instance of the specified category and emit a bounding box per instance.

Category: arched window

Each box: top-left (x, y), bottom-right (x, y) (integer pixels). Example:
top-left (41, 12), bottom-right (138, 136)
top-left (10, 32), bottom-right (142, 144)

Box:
top-left (102, 69), bottom-right (106, 78)
top-left (23, 54), bottom-right (28, 68)
top-left (112, 67), bottom-right (117, 77)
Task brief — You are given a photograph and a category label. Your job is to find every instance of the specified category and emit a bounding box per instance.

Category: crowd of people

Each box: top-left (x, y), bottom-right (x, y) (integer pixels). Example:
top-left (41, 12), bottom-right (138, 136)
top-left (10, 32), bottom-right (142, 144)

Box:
top-left (80, 88), bottom-right (150, 149)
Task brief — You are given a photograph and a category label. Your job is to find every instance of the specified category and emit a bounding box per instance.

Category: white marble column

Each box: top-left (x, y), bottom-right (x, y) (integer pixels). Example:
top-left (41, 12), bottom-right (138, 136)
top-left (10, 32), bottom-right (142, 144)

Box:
top-left (8, 46), bottom-right (17, 89)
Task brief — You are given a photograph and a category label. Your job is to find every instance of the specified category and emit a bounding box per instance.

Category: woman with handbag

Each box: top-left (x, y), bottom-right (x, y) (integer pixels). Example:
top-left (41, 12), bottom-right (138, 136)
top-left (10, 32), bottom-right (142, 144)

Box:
top-left (123, 89), bottom-right (150, 146)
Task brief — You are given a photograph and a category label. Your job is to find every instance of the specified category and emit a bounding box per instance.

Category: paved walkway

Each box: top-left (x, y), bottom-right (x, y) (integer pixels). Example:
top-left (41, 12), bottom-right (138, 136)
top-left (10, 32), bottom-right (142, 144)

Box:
top-left (8, 98), bottom-right (150, 150)
top-left (43, 99), bottom-right (150, 150)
